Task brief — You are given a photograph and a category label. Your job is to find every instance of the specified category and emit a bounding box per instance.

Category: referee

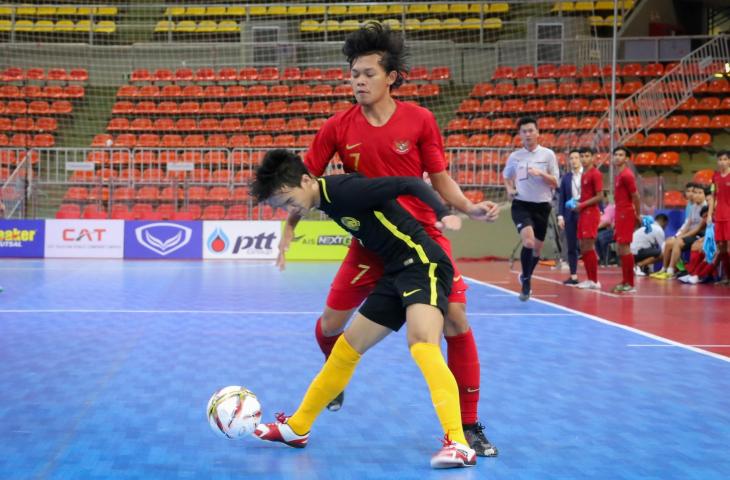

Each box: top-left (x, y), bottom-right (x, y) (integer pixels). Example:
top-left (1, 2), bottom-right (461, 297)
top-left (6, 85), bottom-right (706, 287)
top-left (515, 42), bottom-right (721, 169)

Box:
top-left (503, 117), bottom-right (560, 301)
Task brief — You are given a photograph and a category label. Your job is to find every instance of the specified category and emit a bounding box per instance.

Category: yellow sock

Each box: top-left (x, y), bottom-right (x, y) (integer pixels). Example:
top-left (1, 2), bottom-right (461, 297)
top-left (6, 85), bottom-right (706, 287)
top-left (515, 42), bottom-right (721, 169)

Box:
top-left (288, 335), bottom-right (361, 435)
top-left (410, 342), bottom-right (468, 445)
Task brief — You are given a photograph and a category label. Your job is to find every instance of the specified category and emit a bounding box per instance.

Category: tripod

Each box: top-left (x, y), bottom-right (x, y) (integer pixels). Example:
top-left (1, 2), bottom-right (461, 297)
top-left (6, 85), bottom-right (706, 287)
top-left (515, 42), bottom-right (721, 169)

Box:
top-left (509, 207), bottom-right (563, 270)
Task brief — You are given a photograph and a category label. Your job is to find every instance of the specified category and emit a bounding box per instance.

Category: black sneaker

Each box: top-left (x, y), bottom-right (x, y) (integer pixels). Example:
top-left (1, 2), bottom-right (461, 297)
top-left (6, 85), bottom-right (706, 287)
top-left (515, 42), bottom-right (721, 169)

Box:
top-left (562, 277), bottom-right (579, 286)
top-left (518, 274), bottom-right (531, 301)
top-left (326, 391), bottom-right (344, 411)
top-left (463, 422), bottom-right (498, 457)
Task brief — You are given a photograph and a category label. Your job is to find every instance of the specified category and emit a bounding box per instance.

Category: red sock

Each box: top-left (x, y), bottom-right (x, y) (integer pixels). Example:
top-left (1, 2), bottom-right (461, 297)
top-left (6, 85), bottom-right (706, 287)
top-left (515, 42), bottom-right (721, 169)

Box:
top-left (583, 250), bottom-right (598, 282)
top-left (697, 261), bottom-right (716, 278)
top-left (314, 316), bottom-right (341, 360)
top-left (687, 251), bottom-right (702, 275)
top-left (446, 328), bottom-right (480, 425)
top-left (621, 254), bottom-right (635, 286)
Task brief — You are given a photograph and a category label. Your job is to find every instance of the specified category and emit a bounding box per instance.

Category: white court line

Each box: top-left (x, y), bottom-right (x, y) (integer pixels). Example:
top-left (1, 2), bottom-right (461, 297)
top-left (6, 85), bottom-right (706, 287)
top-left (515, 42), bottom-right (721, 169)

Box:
top-left (465, 276), bottom-right (730, 364)
top-left (0, 309), bottom-right (575, 317)
top-left (628, 344), bottom-right (730, 348)
top-left (523, 270), bottom-right (622, 298)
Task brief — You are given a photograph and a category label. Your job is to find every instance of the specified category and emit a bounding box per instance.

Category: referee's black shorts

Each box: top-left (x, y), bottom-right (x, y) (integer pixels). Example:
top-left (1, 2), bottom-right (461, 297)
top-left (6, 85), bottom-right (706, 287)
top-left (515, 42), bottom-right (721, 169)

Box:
top-left (359, 256), bottom-right (453, 332)
top-left (511, 199), bottom-right (552, 241)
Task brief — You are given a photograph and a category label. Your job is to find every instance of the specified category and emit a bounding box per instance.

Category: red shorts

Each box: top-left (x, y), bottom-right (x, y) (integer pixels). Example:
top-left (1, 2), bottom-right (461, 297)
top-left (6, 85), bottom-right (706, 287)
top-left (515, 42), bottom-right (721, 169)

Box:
top-left (614, 208), bottom-right (637, 244)
top-left (577, 208), bottom-right (600, 240)
top-left (714, 220), bottom-right (730, 242)
top-left (325, 232), bottom-right (468, 310)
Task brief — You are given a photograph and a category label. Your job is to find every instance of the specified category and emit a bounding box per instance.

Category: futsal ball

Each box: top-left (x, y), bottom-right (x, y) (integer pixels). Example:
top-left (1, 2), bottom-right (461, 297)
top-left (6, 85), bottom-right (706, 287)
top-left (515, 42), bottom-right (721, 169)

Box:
top-left (207, 386), bottom-right (262, 439)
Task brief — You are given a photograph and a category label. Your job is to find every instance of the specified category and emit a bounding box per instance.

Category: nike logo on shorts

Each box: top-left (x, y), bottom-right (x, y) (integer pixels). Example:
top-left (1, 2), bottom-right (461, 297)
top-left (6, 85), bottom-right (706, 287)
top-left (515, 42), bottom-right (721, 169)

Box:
top-left (402, 289), bottom-right (421, 297)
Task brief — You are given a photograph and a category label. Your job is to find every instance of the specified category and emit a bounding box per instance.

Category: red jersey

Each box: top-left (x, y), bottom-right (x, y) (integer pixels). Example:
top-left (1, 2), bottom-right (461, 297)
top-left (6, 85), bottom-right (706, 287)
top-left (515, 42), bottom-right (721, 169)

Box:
top-left (614, 167), bottom-right (637, 211)
top-left (712, 170), bottom-right (730, 221)
top-left (304, 100), bottom-right (447, 232)
top-left (579, 167), bottom-right (603, 211)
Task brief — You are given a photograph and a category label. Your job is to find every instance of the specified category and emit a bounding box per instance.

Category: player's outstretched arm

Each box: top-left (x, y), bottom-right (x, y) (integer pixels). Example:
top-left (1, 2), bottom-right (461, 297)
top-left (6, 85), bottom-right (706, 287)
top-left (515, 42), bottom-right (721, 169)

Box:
top-left (428, 171), bottom-right (499, 222)
top-left (277, 212), bottom-right (302, 271)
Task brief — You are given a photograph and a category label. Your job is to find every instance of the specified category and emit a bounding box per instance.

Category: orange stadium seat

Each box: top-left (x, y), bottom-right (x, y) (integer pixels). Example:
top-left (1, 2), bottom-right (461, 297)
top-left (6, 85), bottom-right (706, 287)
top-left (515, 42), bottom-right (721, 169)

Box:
top-left (663, 190), bottom-right (686, 207)
top-left (225, 204), bottom-right (250, 220)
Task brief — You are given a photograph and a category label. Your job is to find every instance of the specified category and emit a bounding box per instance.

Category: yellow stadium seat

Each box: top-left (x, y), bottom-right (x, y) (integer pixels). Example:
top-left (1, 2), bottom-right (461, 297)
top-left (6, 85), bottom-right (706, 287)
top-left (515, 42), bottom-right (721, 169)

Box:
top-left (574, 2), bottom-right (595, 12)
top-left (327, 6), bottom-right (347, 16)
top-left (54, 20), bottom-right (75, 32)
top-left (287, 6), bottom-right (307, 16)
top-left (382, 18), bottom-right (402, 31)
top-left (442, 18), bottom-right (463, 30)
top-left (307, 5), bottom-right (326, 15)
top-left (267, 6), bottom-right (287, 16)
top-left (430, 4), bottom-right (450, 14)
top-left (164, 7), bottom-right (185, 17)
top-left (421, 18), bottom-right (442, 30)
top-left (227, 7), bottom-right (247, 17)
top-left (484, 17), bottom-right (503, 29)
top-left (155, 20), bottom-right (173, 33)
top-left (449, 4), bottom-right (470, 14)
top-left (622, 1), bottom-right (635, 10)
top-left (206, 7), bottom-right (227, 17)
top-left (36, 7), bottom-right (57, 16)
top-left (56, 7), bottom-right (77, 16)
top-left (16, 7), bottom-right (36, 16)
top-left (0, 6), bottom-right (12, 17)
top-left (34, 20), bottom-right (54, 33)
top-left (96, 7), bottom-right (118, 16)
top-left (0, 20), bottom-right (10, 31)
top-left (94, 21), bottom-right (116, 34)
top-left (588, 16), bottom-right (602, 26)
top-left (74, 20), bottom-right (91, 32)
top-left (196, 20), bottom-right (217, 33)
top-left (217, 20), bottom-right (240, 33)
top-left (248, 6), bottom-right (267, 16)
top-left (462, 17), bottom-right (482, 29)
top-left (322, 20), bottom-right (340, 32)
top-left (300, 20), bottom-right (320, 33)
top-left (340, 19), bottom-right (360, 32)
top-left (348, 6), bottom-right (368, 16)
top-left (405, 18), bottom-right (422, 30)
top-left (603, 15), bottom-right (623, 26)
top-left (468, 4), bottom-right (486, 13)
top-left (552, 2), bottom-right (575, 13)
top-left (76, 7), bottom-right (93, 16)
top-left (186, 7), bottom-right (206, 17)
top-left (387, 5), bottom-right (405, 15)
top-left (407, 4), bottom-right (430, 15)
top-left (368, 5), bottom-right (389, 15)
top-left (489, 3), bottom-right (510, 15)
top-left (14, 20), bottom-right (33, 32)
top-left (175, 21), bottom-right (197, 33)
top-left (594, 1), bottom-right (615, 11)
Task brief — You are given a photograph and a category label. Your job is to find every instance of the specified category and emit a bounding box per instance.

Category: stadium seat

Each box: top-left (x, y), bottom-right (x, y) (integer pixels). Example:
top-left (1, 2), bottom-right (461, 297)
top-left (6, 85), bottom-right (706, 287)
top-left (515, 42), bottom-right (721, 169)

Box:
top-left (657, 151), bottom-right (680, 166)
top-left (56, 204), bottom-right (82, 219)
top-left (225, 204), bottom-right (250, 220)
top-left (634, 152), bottom-right (657, 166)
top-left (663, 190), bottom-right (686, 208)
top-left (687, 132), bottom-right (711, 147)
top-left (202, 205), bottom-right (226, 220)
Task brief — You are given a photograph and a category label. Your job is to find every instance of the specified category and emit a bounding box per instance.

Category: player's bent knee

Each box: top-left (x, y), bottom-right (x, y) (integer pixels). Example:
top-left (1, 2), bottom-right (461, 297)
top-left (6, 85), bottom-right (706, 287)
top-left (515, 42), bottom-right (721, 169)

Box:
top-left (321, 307), bottom-right (354, 336)
top-left (444, 303), bottom-right (470, 336)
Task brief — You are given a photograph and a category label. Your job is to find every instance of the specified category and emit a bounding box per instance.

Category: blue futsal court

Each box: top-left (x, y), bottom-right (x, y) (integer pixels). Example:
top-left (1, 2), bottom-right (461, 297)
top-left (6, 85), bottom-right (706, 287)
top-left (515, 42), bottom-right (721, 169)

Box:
top-left (1, 260), bottom-right (729, 479)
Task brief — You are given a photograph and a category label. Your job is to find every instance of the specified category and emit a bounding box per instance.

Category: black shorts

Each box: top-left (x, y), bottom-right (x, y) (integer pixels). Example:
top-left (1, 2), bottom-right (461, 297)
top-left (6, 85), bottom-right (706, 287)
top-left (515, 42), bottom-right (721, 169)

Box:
top-left (358, 256), bottom-right (453, 332)
top-left (511, 199), bottom-right (552, 241)
top-left (635, 247), bottom-right (661, 262)
top-left (680, 235), bottom-right (698, 250)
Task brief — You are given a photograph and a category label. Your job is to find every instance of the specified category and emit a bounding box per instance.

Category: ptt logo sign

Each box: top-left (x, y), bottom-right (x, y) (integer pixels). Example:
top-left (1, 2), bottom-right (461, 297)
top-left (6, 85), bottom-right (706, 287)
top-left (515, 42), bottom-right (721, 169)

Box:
top-left (0, 220), bottom-right (45, 257)
top-left (45, 220), bottom-right (124, 258)
top-left (203, 221), bottom-right (280, 259)
top-left (124, 221), bottom-right (202, 259)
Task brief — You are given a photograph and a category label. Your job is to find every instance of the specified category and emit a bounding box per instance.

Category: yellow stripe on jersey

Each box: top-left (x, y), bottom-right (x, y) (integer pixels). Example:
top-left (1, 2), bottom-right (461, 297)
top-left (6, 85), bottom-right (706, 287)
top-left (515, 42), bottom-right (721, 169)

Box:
top-left (318, 178), bottom-right (331, 203)
top-left (428, 262), bottom-right (437, 306)
top-left (373, 211), bottom-right (429, 264)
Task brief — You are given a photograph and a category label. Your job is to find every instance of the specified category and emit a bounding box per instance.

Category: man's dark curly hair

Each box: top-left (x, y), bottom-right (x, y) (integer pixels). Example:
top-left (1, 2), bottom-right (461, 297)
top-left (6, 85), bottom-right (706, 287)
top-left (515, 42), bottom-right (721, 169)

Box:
top-left (251, 149), bottom-right (309, 202)
top-left (342, 21), bottom-right (408, 90)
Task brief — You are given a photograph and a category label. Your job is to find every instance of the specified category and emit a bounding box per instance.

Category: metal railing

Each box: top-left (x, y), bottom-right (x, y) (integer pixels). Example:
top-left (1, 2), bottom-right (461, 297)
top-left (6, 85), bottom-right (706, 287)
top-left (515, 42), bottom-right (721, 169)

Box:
top-left (1, 154), bottom-right (31, 219)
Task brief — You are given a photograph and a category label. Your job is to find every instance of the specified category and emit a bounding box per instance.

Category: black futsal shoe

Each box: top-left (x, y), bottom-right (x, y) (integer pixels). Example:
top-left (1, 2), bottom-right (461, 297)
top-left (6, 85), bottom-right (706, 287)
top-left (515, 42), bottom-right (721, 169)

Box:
top-left (518, 274), bottom-right (531, 301)
top-left (326, 391), bottom-right (344, 411)
top-left (463, 422), bottom-right (499, 457)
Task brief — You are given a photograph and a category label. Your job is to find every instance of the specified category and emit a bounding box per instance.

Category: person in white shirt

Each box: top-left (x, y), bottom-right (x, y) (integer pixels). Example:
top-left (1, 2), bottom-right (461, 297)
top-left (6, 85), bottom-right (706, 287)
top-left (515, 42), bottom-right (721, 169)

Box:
top-left (631, 213), bottom-right (668, 275)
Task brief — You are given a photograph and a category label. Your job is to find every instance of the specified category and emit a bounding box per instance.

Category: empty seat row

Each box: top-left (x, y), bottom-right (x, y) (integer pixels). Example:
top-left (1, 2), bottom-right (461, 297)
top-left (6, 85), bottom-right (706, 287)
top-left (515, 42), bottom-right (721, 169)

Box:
top-left (0, 6), bottom-right (117, 16)
top-left (458, 97), bottom-right (615, 114)
top-left (80, 149), bottom-right (270, 166)
top-left (111, 100), bottom-right (355, 116)
top-left (163, 4), bottom-right (508, 17)
top-left (67, 167), bottom-right (253, 184)
top-left (131, 66), bottom-right (350, 83)
top-left (1, 67), bottom-right (88, 83)
top-left (0, 133), bottom-right (54, 147)
top-left (492, 61), bottom-right (667, 80)
top-left (154, 20), bottom-right (240, 34)
top-left (108, 117), bottom-right (326, 133)
top-left (301, 17), bottom-right (503, 32)
top-left (469, 80), bottom-right (644, 98)
top-left (0, 100), bottom-right (73, 115)
top-left (0, 117), bottom-right (58, 132)
top-left (64, 185), bottom-right (251, 202)
top-left (625, 132), bottom-right (712, 148)
top-left (448, 115), bottom-right (601, 131)
top-left (0, 20), bottom-right (116, 33)
top-left (552, 1), bottom-right (635, 14)
top-left (0, 85), bottom-right (84, 99)
top-left (655, 114), bottom-right (730, 130)
top-left (56, 203), bottom-right (280, 221)
top-left (0, 149), bottom-right (39, 164)
top-left (91, 133), bottom-right (315, 149)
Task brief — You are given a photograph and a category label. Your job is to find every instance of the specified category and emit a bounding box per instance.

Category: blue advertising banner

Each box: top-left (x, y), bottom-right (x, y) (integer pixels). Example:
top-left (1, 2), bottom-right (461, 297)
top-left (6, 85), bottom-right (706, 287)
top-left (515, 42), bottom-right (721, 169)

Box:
top-left (0, 219), bottom-right (45, 258)
top-left (124, 221), bottom-right (202, 259)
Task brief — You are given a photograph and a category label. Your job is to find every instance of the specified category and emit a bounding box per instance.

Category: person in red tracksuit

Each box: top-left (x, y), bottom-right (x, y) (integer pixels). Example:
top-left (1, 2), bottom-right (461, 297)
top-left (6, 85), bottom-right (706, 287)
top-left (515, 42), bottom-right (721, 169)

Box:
top-left (611, 147), bottom-right (642, 293)
top-left (573, 147), bottom-right (603, 290)
top-left (277, 22), bottom-right (500, 456)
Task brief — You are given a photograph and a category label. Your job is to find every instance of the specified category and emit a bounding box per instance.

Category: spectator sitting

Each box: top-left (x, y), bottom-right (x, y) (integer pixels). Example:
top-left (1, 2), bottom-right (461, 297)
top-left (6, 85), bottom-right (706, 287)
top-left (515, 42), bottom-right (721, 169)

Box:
top-left (678, 206), bottom-right (717, 284)
top-left (652, 184), bottom-right (708, 279)
top-left (631, 213), bottom-right (669, 276)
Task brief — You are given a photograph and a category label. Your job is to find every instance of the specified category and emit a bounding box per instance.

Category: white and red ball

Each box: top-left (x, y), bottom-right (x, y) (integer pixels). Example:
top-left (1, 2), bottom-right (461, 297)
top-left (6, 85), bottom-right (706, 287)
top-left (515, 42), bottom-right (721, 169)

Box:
top-left (207, 386), bottom-right (262, 439)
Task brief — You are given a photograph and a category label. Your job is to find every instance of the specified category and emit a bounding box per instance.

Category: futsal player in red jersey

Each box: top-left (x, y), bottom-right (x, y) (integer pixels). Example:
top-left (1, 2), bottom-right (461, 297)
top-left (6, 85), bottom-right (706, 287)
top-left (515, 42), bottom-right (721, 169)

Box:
top-left (573, 147), bottom-right (603, 290)
top-left (278, 22), bottom-right (500, 456)
top-left (611, 147), bottom-right (642, 293)
top-left (707, 150), bottom-right (730, 284)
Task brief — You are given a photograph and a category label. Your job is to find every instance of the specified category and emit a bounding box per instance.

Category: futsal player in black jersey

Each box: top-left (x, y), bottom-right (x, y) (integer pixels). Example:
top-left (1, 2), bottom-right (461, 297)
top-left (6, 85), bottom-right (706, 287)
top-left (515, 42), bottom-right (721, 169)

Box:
top-left (250, 149), bottom-right (492, 469)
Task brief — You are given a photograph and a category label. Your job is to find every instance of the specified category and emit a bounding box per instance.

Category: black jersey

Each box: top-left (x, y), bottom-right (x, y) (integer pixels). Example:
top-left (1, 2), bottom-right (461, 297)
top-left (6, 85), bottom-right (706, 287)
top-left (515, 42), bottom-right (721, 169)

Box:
top-left (317, 174), bottom-right (450, 272)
